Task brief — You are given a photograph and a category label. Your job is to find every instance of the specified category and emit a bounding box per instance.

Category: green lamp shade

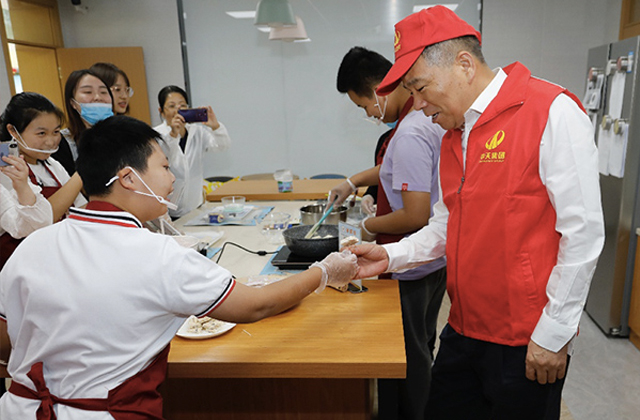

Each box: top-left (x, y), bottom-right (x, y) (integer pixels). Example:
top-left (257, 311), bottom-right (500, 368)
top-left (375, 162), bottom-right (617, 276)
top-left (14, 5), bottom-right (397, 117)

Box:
top-left (254, 0), bottom-right (296, 27)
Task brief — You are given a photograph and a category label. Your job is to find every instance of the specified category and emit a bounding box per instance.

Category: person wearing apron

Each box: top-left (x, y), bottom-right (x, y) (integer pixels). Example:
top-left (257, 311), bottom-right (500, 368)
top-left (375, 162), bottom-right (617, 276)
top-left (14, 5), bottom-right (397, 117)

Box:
top-left (0, 116), bottom-right (357, 420)
top-left (0, 93), bottom-right (86, 271)
top-left (331, 46), bottom-right (447, 420)
top-left (349, 7), bottom-right (604, 420)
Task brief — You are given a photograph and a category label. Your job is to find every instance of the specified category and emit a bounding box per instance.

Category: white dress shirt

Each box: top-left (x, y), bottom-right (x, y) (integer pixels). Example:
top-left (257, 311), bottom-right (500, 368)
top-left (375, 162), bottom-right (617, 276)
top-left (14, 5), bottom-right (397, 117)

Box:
top-left (384, 68), bottom-right (605, 352)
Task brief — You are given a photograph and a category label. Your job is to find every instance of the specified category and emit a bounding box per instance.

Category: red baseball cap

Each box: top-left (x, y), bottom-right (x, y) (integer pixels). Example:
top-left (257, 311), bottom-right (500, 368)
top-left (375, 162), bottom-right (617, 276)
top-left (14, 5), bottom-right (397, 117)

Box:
top-left (377, 6), bottom-right (481, 96)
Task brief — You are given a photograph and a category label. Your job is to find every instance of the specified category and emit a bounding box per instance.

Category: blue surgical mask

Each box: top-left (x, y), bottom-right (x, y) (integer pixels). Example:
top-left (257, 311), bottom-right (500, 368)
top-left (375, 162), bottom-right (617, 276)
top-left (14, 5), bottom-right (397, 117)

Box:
top-left (385, 121), bottom-right (398, 129)
top-left (74, 100), bottom-right (113, 125)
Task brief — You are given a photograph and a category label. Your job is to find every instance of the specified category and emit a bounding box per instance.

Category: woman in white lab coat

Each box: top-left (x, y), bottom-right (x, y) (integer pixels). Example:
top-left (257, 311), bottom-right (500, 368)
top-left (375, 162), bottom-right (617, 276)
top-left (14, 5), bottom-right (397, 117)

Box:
top-left (154, 85), bottom-right (231, 218)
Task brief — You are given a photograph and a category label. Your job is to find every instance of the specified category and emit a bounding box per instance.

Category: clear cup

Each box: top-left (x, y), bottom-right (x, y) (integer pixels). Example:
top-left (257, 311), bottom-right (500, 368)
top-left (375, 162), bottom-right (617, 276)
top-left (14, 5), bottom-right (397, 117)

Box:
top-left (221, 195), bottom-right (246, 213)
top-left (260, 212), bottom-right (291, 244)
top-left (273, 169), bottom-right (293, 193)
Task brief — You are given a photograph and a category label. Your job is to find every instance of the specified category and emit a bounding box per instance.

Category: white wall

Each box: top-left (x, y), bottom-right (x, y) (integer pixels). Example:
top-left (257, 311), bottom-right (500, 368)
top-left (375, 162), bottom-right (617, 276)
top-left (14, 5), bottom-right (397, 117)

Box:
top-left (56, 0), bottom-right (184, 127)
top-left (182, 0), bottom-right (481, 179)
top-left (482, 0), bottom-right (622, 95)
top-left (55, 0), bottom-right (624, 179)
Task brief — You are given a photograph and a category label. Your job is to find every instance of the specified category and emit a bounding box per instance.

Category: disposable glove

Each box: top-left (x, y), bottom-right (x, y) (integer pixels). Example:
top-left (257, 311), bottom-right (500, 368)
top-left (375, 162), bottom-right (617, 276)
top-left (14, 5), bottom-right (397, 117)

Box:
top-left (360, 194), bottom-right (376, 216)
top-left (359, 216), bottom-right (377, 242)
top-left (310, 250), bottom-right (358, 293)
top-left (328, 178), bottom-right (357, 206)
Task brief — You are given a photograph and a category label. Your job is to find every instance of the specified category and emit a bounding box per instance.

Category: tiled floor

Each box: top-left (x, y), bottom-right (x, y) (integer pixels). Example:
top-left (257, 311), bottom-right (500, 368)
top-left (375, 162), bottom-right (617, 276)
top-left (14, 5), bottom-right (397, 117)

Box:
top-left (435, 296), bottom-right (640, 420)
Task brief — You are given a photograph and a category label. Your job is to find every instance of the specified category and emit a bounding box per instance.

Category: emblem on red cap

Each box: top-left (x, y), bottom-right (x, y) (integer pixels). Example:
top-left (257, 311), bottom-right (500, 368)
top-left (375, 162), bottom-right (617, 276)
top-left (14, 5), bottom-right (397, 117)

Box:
top-left (394, 30), bottom-right (401, 53)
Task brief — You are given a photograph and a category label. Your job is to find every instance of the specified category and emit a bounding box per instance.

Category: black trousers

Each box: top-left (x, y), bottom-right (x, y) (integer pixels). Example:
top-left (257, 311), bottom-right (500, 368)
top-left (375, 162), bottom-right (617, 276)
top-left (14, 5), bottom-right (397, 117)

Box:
top-left (427, 324), bottom-right (568, 420)
top-left (378, 266), bottom-right (447, 420)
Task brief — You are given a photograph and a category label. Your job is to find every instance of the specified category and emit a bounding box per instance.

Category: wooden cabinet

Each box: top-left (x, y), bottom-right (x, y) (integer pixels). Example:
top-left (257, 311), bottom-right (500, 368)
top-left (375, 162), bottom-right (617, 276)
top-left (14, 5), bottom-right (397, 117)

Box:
top-left (56, 46), bottom-right (151, 124)
top-left (0, 0), bottom-right (151, 124)
top-left (621, 0), bottom-right (640, 40)
top-left (628, 229), bottom-right (640, 350)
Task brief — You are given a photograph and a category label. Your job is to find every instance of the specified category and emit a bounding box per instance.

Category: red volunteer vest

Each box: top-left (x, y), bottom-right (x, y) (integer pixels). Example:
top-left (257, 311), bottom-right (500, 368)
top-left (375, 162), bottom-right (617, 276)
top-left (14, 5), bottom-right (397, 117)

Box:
top-left (440, 62), bottom-right (585, 346)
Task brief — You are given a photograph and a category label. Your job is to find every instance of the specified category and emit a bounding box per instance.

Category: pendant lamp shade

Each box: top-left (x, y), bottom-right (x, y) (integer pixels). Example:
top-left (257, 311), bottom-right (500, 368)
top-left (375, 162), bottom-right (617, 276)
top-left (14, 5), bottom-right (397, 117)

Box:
top-left (254, 0), bottom-right (296, 27)
top-left (269, 16), bottom-right (308, 41)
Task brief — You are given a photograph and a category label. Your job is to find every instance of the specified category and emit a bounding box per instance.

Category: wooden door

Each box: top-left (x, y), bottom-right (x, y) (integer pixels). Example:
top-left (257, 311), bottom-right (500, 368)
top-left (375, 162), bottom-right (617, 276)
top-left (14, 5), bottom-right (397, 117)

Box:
top-left (14, 44), bottom-right (64, 110)
top-left (56, 46), bottom-right (151, 124)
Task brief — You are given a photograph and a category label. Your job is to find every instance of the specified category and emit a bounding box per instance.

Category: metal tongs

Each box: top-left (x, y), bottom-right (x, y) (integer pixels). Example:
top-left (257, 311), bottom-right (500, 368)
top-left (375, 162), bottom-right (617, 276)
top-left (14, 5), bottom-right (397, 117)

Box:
top-left (304, 201), bottom-right (334, 239)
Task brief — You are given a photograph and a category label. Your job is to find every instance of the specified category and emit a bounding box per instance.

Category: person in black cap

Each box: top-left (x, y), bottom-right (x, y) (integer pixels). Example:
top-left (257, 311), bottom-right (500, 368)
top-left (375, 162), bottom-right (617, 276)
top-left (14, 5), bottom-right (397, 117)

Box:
top-left (348, 5), bottom-right (604, 420)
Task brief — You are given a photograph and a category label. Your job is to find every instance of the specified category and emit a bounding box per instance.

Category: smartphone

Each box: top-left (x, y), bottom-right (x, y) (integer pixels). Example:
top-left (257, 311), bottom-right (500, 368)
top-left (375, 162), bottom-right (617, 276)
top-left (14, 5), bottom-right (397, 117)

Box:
top-left (177, 108), bottom-right (208, 123)
top-left (0, 142), bottom-right (11, 166)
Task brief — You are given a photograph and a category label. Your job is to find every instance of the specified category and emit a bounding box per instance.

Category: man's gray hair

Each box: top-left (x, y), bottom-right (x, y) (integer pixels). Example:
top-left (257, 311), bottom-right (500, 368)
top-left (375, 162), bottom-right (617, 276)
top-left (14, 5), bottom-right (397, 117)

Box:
top-left (421, 36), bottom-right (485, 67)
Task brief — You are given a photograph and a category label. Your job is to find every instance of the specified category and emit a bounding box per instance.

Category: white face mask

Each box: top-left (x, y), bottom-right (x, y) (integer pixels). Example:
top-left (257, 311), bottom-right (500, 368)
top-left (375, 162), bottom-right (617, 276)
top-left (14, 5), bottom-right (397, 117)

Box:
top-left (362, 93), bottom-right (388, 126)
top-left (13, 131), bottom-right (59, 155)
top-left (105, 166), bottom-right (178, 211)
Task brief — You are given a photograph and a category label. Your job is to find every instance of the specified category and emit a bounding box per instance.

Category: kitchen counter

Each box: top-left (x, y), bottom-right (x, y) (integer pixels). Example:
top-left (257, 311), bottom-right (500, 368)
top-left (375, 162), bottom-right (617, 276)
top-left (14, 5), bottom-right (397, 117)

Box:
top-left (206, 178), bottom-right (345, 201)
top-left (164, 201), bottom-right (406, 419)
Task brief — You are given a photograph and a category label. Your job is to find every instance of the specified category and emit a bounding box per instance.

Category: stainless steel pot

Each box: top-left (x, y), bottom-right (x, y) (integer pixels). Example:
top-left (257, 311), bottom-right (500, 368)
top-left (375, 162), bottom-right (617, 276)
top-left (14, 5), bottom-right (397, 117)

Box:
top-left (282, 225), bottom-right (339, 259)
top-left (300, 204), bottom-right (348, 225)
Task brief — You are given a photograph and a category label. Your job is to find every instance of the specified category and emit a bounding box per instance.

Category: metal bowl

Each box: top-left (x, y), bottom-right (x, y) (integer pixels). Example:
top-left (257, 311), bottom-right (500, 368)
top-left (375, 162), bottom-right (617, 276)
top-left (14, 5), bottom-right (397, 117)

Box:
top-left (282, 225), bottom-right (339, 260)
top-left (300, 204), bottom-right (348, 225)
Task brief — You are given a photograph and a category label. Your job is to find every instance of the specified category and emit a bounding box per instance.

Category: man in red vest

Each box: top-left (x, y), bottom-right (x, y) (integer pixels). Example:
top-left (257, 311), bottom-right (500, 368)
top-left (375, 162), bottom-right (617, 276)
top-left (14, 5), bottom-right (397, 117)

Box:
top-left (349, 6), bottom-right (604, 420)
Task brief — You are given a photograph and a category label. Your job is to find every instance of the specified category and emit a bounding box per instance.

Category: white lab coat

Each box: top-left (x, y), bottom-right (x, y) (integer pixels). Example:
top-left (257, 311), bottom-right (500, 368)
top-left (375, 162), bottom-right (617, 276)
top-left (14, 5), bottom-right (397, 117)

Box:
top-left (154, 121), bottom-right (231, 218)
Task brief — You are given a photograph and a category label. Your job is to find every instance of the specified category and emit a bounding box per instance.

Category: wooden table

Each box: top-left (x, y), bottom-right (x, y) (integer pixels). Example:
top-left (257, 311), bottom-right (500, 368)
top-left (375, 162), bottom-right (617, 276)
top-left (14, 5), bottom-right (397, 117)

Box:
top-left (164, 201), bottom-right (406, 419)
top-left (206, 179), bottom-right (345, 201)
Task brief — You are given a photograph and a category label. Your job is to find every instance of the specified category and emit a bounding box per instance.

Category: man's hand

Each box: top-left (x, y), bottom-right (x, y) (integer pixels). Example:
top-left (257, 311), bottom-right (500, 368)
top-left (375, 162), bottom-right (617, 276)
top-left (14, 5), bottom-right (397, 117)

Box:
top-left (347, 243), bottom-right (389, 279)
top-left (525, 340), bottom-right (569, 384)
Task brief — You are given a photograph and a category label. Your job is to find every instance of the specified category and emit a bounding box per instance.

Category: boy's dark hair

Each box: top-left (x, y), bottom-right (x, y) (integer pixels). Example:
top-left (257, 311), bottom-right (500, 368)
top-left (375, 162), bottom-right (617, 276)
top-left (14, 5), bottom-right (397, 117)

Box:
top-left (0, 92), bottom-right (65, 141)
top-left (336, 47), bottom-right (393, 98)
top-left (76, 116), bottom-right (162, 197)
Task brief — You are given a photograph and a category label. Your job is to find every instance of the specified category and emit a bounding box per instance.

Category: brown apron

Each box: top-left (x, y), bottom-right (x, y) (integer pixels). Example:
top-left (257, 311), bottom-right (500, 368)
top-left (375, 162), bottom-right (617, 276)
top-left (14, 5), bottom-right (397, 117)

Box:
top-left (8, 345), bottom-right (171, 420)
top-left (0, 163), bottom-right (61, 270)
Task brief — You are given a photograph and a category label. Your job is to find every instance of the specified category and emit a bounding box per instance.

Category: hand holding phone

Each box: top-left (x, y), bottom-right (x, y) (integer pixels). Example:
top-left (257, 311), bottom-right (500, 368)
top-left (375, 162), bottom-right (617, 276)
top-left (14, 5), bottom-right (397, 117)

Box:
top-left (0, 141), bottom-right (19, 167)
top-left (177, 108), bottom-right (208, 123)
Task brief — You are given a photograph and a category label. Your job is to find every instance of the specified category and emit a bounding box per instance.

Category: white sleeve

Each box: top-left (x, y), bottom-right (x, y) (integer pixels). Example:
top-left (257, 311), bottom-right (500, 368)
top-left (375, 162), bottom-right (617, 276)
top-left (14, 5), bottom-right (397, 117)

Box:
top-left (531, 94), bottom-right (605, 352)
top-left (0, 183), bottom-right (53, 239)
top-left (159, 131), bottom-right (189, 207)
top-left (383, 158), bottom-right (448, 270)
top-left (200, 122), bottom-right (231, 152)
top-left (47, 158), bottom-right (87, 209)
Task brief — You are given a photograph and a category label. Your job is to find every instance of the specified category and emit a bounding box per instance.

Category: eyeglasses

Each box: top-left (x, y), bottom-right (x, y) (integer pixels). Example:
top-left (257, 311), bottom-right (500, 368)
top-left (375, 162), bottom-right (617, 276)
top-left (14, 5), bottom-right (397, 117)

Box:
top-left (111, 86), bottom-right (134, 98)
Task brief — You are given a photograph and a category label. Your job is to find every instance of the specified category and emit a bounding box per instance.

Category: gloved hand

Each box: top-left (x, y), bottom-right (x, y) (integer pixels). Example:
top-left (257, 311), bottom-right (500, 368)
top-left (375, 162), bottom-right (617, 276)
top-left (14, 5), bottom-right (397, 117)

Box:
top-left (310, 250), bottom-right (358, 293)
top-left (328, 178), bottom-right (357, 206)
top-left (360, 194), bottom-right (376, 216)
top-left (359, 216), bottom-right (377, 242)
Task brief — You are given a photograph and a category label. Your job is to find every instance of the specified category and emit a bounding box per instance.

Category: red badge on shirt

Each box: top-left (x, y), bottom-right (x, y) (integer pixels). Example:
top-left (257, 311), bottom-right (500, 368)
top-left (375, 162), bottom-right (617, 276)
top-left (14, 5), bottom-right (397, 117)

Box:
top-left (401, 183), bottom-right (408, 191)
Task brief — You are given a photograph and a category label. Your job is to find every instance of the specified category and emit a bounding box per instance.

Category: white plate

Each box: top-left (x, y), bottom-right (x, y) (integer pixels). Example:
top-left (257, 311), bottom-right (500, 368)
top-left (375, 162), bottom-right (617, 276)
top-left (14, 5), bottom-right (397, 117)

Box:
top-left (176, 315), bottom-right (236, 339)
